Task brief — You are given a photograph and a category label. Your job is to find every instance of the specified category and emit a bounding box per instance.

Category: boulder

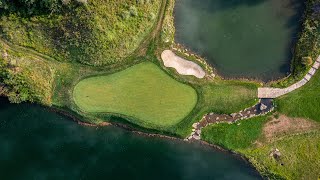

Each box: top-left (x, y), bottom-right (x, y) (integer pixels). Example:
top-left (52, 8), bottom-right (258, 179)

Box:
top-left (260, 103), bottom-right (268, 111)
top-left (231, 113), bottom-right (237, 118)
top-left (270, 148), bottom-right (281, 160)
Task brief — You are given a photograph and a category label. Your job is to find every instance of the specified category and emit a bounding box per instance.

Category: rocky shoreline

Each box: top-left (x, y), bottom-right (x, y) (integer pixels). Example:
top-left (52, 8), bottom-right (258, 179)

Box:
top-left (187, 99), bottom-right (274, 141)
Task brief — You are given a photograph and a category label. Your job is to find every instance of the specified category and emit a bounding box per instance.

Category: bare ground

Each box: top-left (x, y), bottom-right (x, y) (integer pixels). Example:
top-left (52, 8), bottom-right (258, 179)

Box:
top-left (262, 115), bottom-right (319, 142)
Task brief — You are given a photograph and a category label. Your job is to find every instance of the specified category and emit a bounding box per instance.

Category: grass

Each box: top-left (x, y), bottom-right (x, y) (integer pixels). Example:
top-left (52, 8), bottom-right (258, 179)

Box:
top-left (0, 0), bottom-right (161, 65)
top-left (73, 62), bottom-right (197, 128)
top-left (276, 70), bottom-right (320, 122)
top-left (201, 113), bottom-right (320, 179)
top-left (243, 131), bottom-right (320, 180)
top-left (200, 80), bottom-right (258, 114)
top-left (0, 41), bottom-right (55, 104)
top-left (201, 116), bottom-right (269, 150)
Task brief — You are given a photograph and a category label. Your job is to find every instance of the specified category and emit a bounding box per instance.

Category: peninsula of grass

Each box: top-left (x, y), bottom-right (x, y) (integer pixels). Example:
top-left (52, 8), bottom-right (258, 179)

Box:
top-left (73, 62), bottom-right (197, 128)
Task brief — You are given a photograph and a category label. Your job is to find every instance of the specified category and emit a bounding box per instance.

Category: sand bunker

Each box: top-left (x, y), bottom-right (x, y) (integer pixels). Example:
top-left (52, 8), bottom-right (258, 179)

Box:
top-left (161, 50), bottom-right (205, 78)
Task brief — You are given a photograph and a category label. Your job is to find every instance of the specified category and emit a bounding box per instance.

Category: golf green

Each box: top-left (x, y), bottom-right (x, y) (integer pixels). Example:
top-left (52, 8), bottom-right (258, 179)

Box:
top-left (73, 62), bottom-right (197, 127)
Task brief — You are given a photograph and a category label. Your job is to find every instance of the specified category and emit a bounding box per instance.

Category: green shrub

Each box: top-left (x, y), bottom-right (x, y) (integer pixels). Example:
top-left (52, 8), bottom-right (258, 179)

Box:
top-left (301, 56), bottom-right (313, 66)
top-left (129, 6), bottom-right (138, 16)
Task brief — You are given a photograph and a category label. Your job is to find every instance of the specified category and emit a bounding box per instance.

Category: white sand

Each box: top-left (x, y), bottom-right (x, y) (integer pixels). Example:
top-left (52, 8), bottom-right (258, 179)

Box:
top-left (161, 50), bottom-right (205, 78)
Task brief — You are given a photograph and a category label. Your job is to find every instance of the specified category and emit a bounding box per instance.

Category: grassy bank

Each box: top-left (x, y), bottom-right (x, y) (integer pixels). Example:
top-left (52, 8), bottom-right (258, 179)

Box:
top-left (276, 70), bottom-right (320, 122)
top-left (0, 0), bottom-right (161, 66)
top-left (272, 0), bottom-right (320, 87)
top-left (202, 116), bottom-right (269, 150)
top-left (244, 131), bottom-right (320, 180)
top-left (202, 115), bottom-right (320, 179)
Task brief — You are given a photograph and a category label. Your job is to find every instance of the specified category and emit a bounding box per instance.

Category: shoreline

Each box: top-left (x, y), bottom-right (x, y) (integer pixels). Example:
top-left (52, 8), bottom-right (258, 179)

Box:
top-left (171, 43), bottom-right (289, 84)
top-left (45, 103), bottom-right (263, 179)
top-left (170, 0), bottom-right (306, 84)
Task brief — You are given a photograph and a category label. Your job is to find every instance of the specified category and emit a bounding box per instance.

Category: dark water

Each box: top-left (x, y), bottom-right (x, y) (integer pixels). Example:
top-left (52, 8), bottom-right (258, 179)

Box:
top-left (174, 0), bottom-right (304, 81)
top-left (0, 100), bottom-right (261, 180)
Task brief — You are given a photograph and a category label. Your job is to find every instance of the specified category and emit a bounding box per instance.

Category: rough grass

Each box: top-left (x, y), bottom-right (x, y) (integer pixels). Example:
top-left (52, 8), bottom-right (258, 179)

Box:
top-left (73, 62), bottom-right (197, 128)
top-left (201, 116), bottom-right (269, 150)
top-left (0, 41), bottom-right (54, 105)
top-left (276, 71), bottom-right (320, 122)
top-left (243, 131), bottom-right (320, 180)
top-left (0, 0), bottom-right (161, 65)
top-left (201, 113), bottom-right (320, 179)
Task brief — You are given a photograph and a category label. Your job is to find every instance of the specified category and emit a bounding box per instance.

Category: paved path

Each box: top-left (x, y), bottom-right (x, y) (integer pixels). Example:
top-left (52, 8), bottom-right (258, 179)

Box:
top-left (258, 56), bottom-right (320, 98)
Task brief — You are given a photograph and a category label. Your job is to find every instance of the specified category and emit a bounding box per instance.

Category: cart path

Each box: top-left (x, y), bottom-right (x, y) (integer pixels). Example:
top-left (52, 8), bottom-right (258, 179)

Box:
top-left (258, 56), bottom-right (320, 98)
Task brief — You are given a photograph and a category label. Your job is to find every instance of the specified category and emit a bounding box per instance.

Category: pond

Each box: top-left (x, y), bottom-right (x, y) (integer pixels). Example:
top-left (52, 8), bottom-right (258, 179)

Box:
top-left (174, 0), bottom-right (304, 81)
top-left (0, 99), bottom-right (261, 180)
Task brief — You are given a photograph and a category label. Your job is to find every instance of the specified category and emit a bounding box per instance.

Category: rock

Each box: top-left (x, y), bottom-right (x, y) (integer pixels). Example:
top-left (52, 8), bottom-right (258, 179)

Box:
top-left (192, 123), bottom-right (198, 129)
top-left (196, 130), bottom-right (201, 134)
top-left (216, 117), bottom-right (219, 120)
top-left (270, 148), bottom-right (281, 160)
top-left (231, 113), bottom-right (237, 118)
top-left (193, 135), bottom-right (201, 140)
top-left (260, 103), bottom-right (268, 111)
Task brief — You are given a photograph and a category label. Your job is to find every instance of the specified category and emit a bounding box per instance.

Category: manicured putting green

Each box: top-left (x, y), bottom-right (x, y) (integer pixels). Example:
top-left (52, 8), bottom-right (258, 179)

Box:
top-left (73, 62), bottom-right (197, 127)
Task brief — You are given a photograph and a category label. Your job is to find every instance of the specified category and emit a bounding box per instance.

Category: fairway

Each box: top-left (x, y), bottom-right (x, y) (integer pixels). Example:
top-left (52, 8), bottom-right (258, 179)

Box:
top-left (73, 62), bottom-right (197, 127)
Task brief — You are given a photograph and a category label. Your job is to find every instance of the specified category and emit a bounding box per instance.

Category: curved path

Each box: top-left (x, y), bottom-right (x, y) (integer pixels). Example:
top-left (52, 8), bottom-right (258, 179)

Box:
top-left (187, 56), bottom-right (320, 140)
top-left (258, 56), bottom-right (320, 98)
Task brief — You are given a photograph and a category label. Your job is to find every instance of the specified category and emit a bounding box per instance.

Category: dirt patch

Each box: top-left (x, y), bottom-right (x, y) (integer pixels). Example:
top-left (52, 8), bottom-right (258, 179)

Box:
top-left (262, 115), bottom-right (319, 142)
top-left (161, 50), bottom-right (206, 78)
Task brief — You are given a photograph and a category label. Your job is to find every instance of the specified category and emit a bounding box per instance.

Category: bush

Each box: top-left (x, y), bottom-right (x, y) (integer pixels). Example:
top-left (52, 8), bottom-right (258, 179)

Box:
top-left (129, 6), bottom-right (138, 16)
top-left (302, 56), bottom-right (313, 66)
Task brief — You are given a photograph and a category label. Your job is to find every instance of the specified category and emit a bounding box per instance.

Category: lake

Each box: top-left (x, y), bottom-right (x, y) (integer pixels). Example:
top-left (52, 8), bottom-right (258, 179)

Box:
top-left (174, 0), bottom-right (304, 81)
top-left (0, 99), bottom-right (261, 179)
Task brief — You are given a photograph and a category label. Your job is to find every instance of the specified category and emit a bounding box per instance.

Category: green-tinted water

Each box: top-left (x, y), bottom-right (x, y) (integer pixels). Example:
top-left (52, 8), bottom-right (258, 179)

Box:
top-left (0, 100), bottom-right (261, 179)
top-left (174, 0), bottom-right (303, 81)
